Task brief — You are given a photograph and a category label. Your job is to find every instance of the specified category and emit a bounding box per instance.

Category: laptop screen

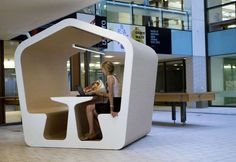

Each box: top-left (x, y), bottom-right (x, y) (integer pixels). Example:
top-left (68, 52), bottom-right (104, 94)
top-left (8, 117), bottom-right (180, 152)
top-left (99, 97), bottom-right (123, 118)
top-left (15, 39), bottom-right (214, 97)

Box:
top-left (77, 86), bottom-right (85, 96)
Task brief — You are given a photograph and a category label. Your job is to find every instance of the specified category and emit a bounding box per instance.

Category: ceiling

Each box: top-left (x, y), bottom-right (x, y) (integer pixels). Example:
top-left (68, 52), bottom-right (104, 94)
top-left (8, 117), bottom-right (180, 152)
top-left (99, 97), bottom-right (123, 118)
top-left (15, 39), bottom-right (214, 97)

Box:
top-left (0, 0), bottom-right (98, 40)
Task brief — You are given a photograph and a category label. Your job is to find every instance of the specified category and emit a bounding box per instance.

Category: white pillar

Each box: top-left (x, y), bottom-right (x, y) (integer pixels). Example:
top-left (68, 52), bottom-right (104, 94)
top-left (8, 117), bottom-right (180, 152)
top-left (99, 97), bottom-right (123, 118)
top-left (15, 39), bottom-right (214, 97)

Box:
top-left (192, 0), bottom-right (206, 58)
top-left (186, 0), bottom-right (207, 108)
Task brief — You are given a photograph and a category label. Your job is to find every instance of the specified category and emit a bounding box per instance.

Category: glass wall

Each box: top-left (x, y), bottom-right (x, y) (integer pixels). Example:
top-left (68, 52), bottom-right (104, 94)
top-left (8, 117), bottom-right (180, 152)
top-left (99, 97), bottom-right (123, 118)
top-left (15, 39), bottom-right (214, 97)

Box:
top-left (207, 0), bottom-right (236, 32)
top-left (106, 2), bottom-right (132, 24)
top-left (102, 1), bottom-right (189, 30)
top-left (210, 55), bottom-right (236, 106)
top-left (207, 1), bottom-right (236, 107)
top-left (88, 53), bottom-right (103, 84)
top-left (77, 52), bottom-right (103, 88)
top-left (3, 41), bottom-right (21, 124)
top-left (133, 6), bottom-right (161, 27)
top-left (149, 0), bottom-right (183, 10)
top-left (167, 0), bottom-right (184, 10)
top-left (73, 51), bottom-right (125, 97)
top-left (162, 11), bottom-right (187, 29)
top-left (4, 41), bottom-right (18, 96)
top-left (78, 4), bottom-right (96, 15)
top-left (207, 0), bottom-right (236, 8)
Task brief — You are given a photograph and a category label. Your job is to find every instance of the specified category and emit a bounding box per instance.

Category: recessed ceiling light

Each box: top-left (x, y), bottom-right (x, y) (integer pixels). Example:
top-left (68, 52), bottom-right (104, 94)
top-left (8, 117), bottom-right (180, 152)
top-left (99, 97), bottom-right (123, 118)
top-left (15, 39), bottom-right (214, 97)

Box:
top-left (93, 55), bottom-right (100, 58)
top-left (113, 62), bottom-right (120, 65)
top-left (105, 55), bottom-right (114, 58)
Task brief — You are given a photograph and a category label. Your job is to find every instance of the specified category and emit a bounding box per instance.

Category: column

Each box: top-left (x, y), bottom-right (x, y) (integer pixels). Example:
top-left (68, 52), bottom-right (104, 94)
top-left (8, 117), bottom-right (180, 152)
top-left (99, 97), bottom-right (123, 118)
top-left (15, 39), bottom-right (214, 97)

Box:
top-left (186, 0), bottom-right (207, 108)
top-left (0, 40), bottom-right (5, 124)
top-left (70, 53), bottom-right (81, 90)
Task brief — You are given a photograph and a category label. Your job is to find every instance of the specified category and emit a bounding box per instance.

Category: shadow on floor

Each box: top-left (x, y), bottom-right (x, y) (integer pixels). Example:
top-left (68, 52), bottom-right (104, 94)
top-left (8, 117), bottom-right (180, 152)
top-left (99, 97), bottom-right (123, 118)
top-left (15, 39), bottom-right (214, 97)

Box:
top-left (152, 121), bottom-right (211, 128)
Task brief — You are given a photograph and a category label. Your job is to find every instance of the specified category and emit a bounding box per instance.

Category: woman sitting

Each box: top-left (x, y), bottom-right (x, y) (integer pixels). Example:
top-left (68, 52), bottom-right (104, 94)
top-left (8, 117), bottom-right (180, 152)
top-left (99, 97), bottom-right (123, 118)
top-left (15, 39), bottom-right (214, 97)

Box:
top-left (83, 61), bottom-right (121, 140)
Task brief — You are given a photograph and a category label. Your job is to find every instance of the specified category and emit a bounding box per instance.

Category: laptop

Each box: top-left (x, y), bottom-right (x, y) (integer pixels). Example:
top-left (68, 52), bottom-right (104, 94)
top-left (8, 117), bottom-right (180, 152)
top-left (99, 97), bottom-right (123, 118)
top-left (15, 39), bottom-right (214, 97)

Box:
top-left (77, 86), bottom-right (95, 97)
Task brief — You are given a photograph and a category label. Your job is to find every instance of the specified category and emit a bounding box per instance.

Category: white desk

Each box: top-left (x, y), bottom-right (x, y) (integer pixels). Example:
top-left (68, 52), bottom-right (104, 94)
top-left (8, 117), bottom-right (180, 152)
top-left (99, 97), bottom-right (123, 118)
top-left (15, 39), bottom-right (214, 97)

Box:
top-left (50, 96), bottom-right (93, 140)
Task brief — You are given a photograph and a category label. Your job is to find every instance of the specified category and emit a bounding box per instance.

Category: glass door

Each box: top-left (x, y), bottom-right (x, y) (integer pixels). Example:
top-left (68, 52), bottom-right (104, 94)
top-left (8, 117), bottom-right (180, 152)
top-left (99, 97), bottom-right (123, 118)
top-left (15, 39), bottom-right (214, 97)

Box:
top-left (210, 55), bottom-right (236, 106)
top-left (156, 59), bottom-right (186, 92)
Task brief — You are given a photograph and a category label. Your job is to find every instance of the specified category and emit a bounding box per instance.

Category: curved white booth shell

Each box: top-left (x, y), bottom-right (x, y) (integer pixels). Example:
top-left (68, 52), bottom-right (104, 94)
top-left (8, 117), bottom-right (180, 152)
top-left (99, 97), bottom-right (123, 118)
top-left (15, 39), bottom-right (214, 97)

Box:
top-left (15, 18), bottom-right (158, 149)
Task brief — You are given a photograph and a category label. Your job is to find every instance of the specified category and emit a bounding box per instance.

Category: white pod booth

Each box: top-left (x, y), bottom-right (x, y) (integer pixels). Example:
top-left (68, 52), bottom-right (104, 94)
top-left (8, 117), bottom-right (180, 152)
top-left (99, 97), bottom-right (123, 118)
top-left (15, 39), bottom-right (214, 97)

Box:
top-left (15, 18), bottom-right (158, 149)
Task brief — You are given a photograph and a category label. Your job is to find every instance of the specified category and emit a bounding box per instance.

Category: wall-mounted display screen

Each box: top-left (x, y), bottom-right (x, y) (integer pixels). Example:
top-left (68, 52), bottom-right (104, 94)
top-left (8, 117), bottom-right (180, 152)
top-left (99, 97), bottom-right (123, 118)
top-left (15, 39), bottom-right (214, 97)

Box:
top-left (146, 26), bottom-right (172, 54)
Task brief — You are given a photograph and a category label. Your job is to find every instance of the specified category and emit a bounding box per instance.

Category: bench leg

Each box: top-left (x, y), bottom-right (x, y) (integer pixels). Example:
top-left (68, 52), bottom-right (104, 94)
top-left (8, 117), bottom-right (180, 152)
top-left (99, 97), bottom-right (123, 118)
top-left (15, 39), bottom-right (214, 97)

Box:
top-left (171, 104), bottom-right (176, 124)
top-left (180, 102), bottom-right (186, 124)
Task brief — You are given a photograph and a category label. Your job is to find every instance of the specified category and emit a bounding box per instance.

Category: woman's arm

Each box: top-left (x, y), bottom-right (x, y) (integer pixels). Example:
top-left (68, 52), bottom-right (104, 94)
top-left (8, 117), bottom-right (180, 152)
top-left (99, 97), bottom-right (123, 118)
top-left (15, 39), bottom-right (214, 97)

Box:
top-left (107, 75), bottom-right (118, 117)
top-left (107, 75), bottom-right (114, 109)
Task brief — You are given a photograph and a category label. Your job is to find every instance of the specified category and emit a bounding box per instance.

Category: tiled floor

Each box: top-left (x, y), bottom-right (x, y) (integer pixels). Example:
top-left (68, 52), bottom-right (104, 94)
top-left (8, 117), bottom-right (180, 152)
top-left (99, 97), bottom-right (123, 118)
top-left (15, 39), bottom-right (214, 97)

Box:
top-left (1, 108), bottom-right (236, 162)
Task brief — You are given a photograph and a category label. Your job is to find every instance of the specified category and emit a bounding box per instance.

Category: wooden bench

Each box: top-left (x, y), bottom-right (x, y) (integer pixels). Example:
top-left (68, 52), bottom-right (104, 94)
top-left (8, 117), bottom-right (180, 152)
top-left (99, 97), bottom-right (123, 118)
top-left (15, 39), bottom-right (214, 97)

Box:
top-left (0, 96), bottom-right (19, 105)
top-left (155, 92), bottom-right (215, 123)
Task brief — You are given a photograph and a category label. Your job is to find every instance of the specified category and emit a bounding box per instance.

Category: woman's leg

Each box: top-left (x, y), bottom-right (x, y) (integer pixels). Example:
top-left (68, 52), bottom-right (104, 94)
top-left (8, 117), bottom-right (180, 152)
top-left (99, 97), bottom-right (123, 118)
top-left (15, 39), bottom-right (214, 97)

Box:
top-left (93, 113), bottom-right (102, 139)
top-left (86, 104), bottom-right (96, 134)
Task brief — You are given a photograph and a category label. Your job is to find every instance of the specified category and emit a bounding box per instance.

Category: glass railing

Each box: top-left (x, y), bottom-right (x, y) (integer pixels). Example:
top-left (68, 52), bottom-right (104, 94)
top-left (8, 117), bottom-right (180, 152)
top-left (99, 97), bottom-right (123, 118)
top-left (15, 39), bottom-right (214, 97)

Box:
top-left (79, 1), bottom-right (190, 30)
top-left (103, 1), bottom-right (189, 30)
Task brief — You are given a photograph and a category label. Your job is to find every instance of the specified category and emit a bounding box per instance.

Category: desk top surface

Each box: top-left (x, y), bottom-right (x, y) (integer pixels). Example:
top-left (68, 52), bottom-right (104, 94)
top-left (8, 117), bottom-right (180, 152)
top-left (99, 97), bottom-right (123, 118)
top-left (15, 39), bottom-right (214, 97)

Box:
top-left (50, 96), bottom-right (93, 106)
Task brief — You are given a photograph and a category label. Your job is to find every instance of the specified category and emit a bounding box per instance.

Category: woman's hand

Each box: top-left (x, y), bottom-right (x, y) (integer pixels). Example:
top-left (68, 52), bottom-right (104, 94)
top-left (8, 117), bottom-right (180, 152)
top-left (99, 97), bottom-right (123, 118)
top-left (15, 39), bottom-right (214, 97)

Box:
top-left (111, 111), bottom-right (118, 118)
